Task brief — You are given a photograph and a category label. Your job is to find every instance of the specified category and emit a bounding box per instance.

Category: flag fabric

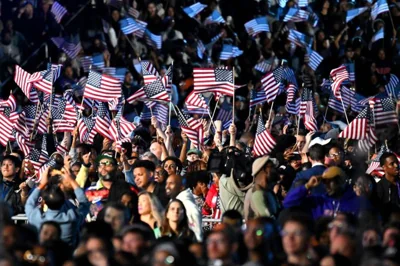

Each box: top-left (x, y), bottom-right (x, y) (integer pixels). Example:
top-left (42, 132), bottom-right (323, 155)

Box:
top-left (31, 69), bottom-right (54, 94)
top-left (219, 44), bottom-right (243, 60)
top-left (205, 10), bottom-right (225, 24)
top-left (286, 96), bottom-right (301, 114)
top-left (283, 8), bottom-right (309, 22)
top-left (216, 102), bottom-right (233, 125)
top-left (244, 17), bottom-right (270, 36)
top-left (94, 102), bottom-right (113, 140)
top-left (51, 2), bottom-right (67, 23)
top-left (385, 74), bottom-right (400, 98)
top-left (254, 60), bottom-right (272, 73)
top-left (14, 66), bottom-right (40, 103)
top-left (185, 91), bottom-right (209, 113)
top-left (344, 62), bottom-right (356, 82)
top-left (371, 0), bottom-right (389, 20)
top-left (296, 0), bottom-right (308, 7)
top-left (144, 30), bottom-right (162, 49)
top-left (128, 7), bottom-right (140, 18)
top-left (51, 98), bottom-right (77, 132)
top-left (80, 56), bottom-right (93, 72)
top-left (119, 17), bottom-right (147, 37)
top-left (193, 68), bottom-right (235, 96)
top-left (250, 89), bottom-right (268, 108)
top-left (77, 116), bottom-right (97, 144)
top-left (164, 65), bottom-right (173, 94)
top-left (253, 114), bottom-right (276, 157)
top-left (305, 48), bottom-right (323, 71)
top-left (330, 65), bottom-right (349, 101)
top-left (338, 107), bottom-right (371, 139)
top-left (84, 70), bottom-right (121, 102)
top-left (366, 144), bottom-right (390, 174)
top-left (282, 67), bottom-right (298, 86)
top-left (103, 67), bottom-right (127, 83)
top-left (369, 28), bottom-right (384, 49)
top-left (140, 60), bottom-right (159, 84)
top-left (288, 29), bottom-right (313, 48)
top-left (183, 2), bottom-right (207, 18)
top-left (372, 97), bottom-right (398, 126)
top-left (175, 106), bottom-right (203, 148)
top-left (0, 107), bottom-right (19, 146)
top-left (346, 7), bottom-right (368, 22)
top-left (279, 0), bottom-right (288, 8)
top-left (328, 86), bottom-right (355, 114)
top-left (197, 40), bottom-right (206, 59)
top-left (51, 35), bottom-right (82, 59)
top-left (300, 88), bottom-right (318, 132)
top-left (26, 149), bottom-right (44, 173)
top-left (92, 54), bottom-right (105, 70)
top-left (126, 77), bottom-right (169, 106)
top-left (261, 67), bottom-right (283, 103)
top-left (22, 105), bottom-right (37, 133)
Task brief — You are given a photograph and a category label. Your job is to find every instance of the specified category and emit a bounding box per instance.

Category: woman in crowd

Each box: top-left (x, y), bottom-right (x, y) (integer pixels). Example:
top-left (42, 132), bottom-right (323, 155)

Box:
top-left (161, 199), bottom-right (196, 241)
top-left (137, 191), bottom-right (164, 238)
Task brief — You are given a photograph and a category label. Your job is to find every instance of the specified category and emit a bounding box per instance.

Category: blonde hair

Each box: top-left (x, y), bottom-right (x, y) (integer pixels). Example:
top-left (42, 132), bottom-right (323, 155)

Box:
top-left (138, 191), bottom-right (164, 228)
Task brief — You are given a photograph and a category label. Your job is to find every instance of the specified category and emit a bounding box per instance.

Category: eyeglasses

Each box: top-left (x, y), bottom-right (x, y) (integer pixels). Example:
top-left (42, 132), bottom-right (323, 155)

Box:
top-left (99, 161), bottom-right (113, 167)
top-left (328, 222), bottom-right (345, 230)
top-left (329, 153), bottom-right (341, 158)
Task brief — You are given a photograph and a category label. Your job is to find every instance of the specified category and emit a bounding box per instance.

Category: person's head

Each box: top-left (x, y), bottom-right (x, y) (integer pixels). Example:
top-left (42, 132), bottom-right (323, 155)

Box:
top-left (150, 142), bottom-right (163, 160)
top-left (155, 166), bottom-right (168, 183)
top-left (244, 217), bottom-right (279, 253)
top-left (1, 155), bottom-right (20, 180)
top-left (353, 175), bottom-right (376, 197)
top-left (138, 191), bottom-right (163, 225)
top-left (39, 221), bottom-right (61, 244)
top-left (281, 212), bottom-right (313, 257)
top-left (206, 224), bottom-right (238, 262)
top-left (96, 154), bottom-right (118, 182)
top-left (320, 254), bottom-right (352, 266)
top-left (321, 167), bottom-right (347, 197)
top-left (308, 144), bottom-right (325, 163)
top-left (327, 146), bottom-right (344, 166)
top-left (186, 171), bottom-right (209, 197)
top-left (85, 235), bottom-right (113, 265)
top-left (378, 48), bottom-right (386, 60)
top-left (103, 203), bottom-right (130, 234)
top-left (140, 152), bottom-right (160, 166)
top-left (330, 233), bottom-right (356, 259)
top-left (380, 153), bottom-right (399, 178)
top-left (186, 149), bottom-right (202, 163)
top-left (328, 213), bottom-right (357, 243)
top-left (221, 210), bottom-right (243, 232)
top-left (133, 160), bottom-right (156, 190)
top-left (71, 162), bottom-right (81, 177)
top-left (161, 200), bottom-right (189, 236)
top-left (361, 227), bottom-right (381, 248)
top-left (163, 157), bottom-right (182, 176)
top-left (41, 186), bottom-right (65, 210)
top-left (111, 9), bottom-right (120, 22)
top-left (295, 131), bottom-right (306, 151)
top-left (382, 222), bottom-right (400, 247)
top-left (165, 174), bottom-right (183, 199)
top-left (121, 224), bottom-right (155, 256)
top-left (147, 2), bottom-right (157, 16)
top-left (252, 156), bottom-right (277, 189)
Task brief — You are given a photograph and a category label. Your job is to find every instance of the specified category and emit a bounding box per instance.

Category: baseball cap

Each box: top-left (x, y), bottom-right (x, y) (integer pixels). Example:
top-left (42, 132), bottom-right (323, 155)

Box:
top-left (95, 154), bottom-right (117, 165)
top-left (187, 149), bottom-right (202, 157)
top-left (322, 166), bottom-right (346, 180)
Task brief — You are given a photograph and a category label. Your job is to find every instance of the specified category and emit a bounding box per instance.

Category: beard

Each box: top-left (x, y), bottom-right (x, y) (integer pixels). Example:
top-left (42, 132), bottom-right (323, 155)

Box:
top-left (99, 169), bottom-right (117, 182)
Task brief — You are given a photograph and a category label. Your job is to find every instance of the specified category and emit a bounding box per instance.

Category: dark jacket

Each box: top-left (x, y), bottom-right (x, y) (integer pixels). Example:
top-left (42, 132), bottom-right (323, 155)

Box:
top-left (376, 177), bottom-right (400, 221)
top-left (0, 178), bottom-right (24, 215)
top-left (290, 165), bottom-right (327, 195)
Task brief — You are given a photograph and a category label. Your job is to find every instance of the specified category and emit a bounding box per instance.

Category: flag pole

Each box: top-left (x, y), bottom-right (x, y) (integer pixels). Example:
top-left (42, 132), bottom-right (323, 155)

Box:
top-left (296, 114), bottom-right (301, 136)
top-left (232, 67), bottom-right (235, 124)
top-left (267, 101), bottom-right (275, 130)
top-left (30, 102), bottom-right (42, 141)
top-left (322, 105), bottom-right (329, 129)
top-left (168, 61), bottom-right (174, 126)
top-left (339, 91), bottom-right (350, 124)
top-left (207, 97), bottom-right (220, 132)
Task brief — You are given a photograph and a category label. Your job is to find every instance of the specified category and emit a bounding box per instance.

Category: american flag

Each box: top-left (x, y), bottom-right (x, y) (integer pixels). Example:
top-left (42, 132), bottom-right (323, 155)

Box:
top-left (22, 105), bottom-right (37, 133)
top-left (80, 56), bottom-right (93, 72)
top-left (141, 60), bottom-right (159, 85)
top-left (142, 77), bottom-right (170, 104)
top-left (328, 86), bottom-right (355, 114)
top-left (366, 144), bottom-right (390, 174)
top-left (0, 95), bottom-right (17, 112)
top-left (156, 104), bottom-right (169, 125)
top-left (286, 96), bottom-right (301, 114)
top-left (14, 65), bottom-right (40, 103)
top-left (119, 17), bottom-right (147, 37)
top-left (283, 8), bottom-right (309, 23)
top-left (51, 2), bottom-right (67, 23)
top-left (103, 67), bottom-right (127, 83)
top-left (305, 48), bottom-right (323, 71)
top-left (205, 10), bottom-right (225, 24)
top-left (197, 40), bottom-right (206, 59)
top-left (385, 74), bottom-right (400, 98)
top-left (185, 91), bottom-right (209, 114)
top-left (279, 0), bottom-right (288, 8)
top-left (339, 107), bottom-right (373, 140)
top-left (300, 88), bottom-right (318, 132)
top-left (372, 97), bottom-right (398, 126)
top-left (206, 33), bottom-right (223, 49)
top-left (244, 17), bottom-right (270, 36)
top-left (26, 149), bottom-right (43, 173)
top-left (254, 60), bottom-right (272, 73)
top-left (51, 98), bottom-right (77, 132)
top-left (175, 106), bottom-right (203, 148)
top-left (77, 116), bottom-right (97, 144)
top-left (288, 29), bottom-right (313, 48)
top-left (296, 0), bottom-right (308, 7)
top-left (164, 65), bottom-right (173, 94)
top-left (344, 62), bottom-right (356, 82)
top-left (183, 2), bottom-right (207, 18)
top-left (84, 70), bottom-right (121, 102)
top-left (128, 7), bottom-right (140, 18)
top-left (330, 65), bottom-right (349, 101)
top-left (14, 129), bottom-right (34, 157)
top-left (37, 158), bottom-right (57, 183)
top-left (108, 94), bottom-right (125, 111)
top-left (369, 28), bottom-right (384, 49)
top-left (0, 107), bottom-right (19, 146)
top-left (113, 108), bottom-right (136, 138)
top-left (253, 114), bottom-right (276, 157)
top-left (92, 54), bottom-right (105, 70)
top-left (220, 44), bottom-right (243, 60)
top-left (250, 89), bottom-right (268, 108)
top-left (261, 67), bottom-right (283, 103)
top-left (308, 10), bottom-right (319, 27)
top-left (94, 102), bottom-right (113, 140)
top-left (371, 0), bottom-right (389, 20)
top-left (193, 68), bottom-right (235, 96)
top-left (216, 102), bottom-right (233, 125)
top-left (346, 7), bottom-right (368, 22)
top-left (133, 58), bottom-right (142, 74)
top-left (32, 69), bottom-right (54, 94)
top-left (286, 84), bottom-right (297, 103)
top-left (51, 35), bottom-right (82, 59)
top-left (282, 67), bottom-right (298, 86)
top-left (145, 30), bottom-right (162, 50)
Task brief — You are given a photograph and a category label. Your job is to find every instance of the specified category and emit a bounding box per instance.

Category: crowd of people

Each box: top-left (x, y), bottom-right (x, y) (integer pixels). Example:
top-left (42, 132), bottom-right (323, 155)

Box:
top-left (2, 0), bottom-right (400, 266)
